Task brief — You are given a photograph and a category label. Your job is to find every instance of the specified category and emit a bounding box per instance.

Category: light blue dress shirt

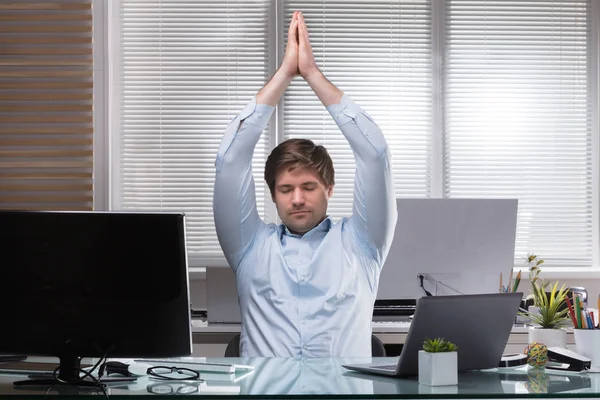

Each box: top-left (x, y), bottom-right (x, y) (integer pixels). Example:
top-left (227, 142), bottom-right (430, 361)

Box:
top-left (214, 95), bottom-right (397, 357)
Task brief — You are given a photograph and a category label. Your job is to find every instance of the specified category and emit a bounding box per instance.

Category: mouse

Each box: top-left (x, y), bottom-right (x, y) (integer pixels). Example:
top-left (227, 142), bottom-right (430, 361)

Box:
top-left (104, 361), bottom-right (132, 376)
top-left (104, 361), bottom-right (153, 377)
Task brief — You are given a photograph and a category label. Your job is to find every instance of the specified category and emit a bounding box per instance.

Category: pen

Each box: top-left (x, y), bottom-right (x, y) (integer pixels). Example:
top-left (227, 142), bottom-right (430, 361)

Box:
top-left (512, 270), bottom-right (521, 293)
top-left (499, 273), bottom-right (503, 293)
top-left (586, 311), bottom-right (594, 330)
top-left (508, 269), bottom-right (514, 293)
top-left (565, 296), bottom-right (578, 328)
top-left (574, 294), bottom-right (582, 329)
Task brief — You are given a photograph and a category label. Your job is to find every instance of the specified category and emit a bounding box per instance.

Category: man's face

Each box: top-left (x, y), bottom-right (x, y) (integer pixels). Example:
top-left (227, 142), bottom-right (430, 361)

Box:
top-left (273, 166), bottom-right (333, 235)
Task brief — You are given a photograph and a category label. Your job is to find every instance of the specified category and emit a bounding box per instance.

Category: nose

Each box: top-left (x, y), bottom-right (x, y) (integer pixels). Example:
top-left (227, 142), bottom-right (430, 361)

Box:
top-left (291, 188), bottom-right (304, 206)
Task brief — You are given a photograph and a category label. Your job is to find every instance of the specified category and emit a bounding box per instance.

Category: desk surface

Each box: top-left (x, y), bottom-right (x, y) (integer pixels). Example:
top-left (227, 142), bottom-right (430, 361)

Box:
top-left (0, 357), bottom-right (598, 399)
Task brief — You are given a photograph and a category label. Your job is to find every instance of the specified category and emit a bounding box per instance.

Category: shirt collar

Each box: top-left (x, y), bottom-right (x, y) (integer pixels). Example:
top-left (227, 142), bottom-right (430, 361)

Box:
top-left (279, 216), bottom-right (332, 239)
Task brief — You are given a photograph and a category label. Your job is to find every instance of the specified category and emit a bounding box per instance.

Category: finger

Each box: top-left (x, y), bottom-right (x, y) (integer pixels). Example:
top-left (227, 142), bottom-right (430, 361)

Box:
top-left (287, 13), bottom-right (298, 44)
top-left (298, 12), bottom-right (310, 44)
top-left (288, 11), bottom-right (298, 35)
top-left (288, 20), bottom-right (299, 46)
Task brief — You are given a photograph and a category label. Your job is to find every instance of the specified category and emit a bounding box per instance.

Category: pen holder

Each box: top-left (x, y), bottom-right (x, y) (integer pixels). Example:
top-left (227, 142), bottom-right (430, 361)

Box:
top-left (573, 329), bottom-right (600, 369)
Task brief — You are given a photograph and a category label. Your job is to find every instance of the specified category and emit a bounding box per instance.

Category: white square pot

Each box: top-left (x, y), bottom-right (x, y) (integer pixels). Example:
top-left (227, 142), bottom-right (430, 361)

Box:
top-left (418, 350), bottom-right (458, 386)
top-left (528, 327), bottom-right (567, 348)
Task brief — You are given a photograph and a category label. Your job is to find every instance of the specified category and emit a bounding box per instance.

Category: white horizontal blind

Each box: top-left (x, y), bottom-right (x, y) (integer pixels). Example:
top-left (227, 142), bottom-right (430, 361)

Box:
top-left (445, 0), bottom-right (592, 266)
top-left (283, 1), bottom-right (432, 219)
top-left (115, 0), bottom-right (271, 265)
top-left (0, 0), bottom-right (93, 211)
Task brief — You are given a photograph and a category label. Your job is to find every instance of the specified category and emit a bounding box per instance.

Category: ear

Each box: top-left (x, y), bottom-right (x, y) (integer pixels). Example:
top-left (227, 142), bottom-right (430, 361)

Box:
top-left (326, 185), bottom-right (334, 199)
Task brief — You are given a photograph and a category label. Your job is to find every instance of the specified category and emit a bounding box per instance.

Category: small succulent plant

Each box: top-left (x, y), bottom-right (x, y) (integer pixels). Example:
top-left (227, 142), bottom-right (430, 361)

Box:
top-left (422, 337), bottom-right (458, 353)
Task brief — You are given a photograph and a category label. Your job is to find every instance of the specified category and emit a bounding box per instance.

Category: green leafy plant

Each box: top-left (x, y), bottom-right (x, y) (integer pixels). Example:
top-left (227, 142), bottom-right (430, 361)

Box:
top-left (522, 280), bottom-right (570, 329)
top-left (422, 337), bottom-right (458, 353)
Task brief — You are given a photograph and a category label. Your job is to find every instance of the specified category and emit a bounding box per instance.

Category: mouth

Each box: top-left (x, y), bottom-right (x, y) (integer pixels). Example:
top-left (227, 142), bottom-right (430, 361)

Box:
top-left (290, 210), bottom-right (310, 216)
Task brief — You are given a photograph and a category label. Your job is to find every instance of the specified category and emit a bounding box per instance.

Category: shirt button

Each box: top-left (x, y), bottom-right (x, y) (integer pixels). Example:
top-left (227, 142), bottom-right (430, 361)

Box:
top-left (299, 275), bottom-right (306, 282)
top-left (301, 319), bottom-right (306, 325)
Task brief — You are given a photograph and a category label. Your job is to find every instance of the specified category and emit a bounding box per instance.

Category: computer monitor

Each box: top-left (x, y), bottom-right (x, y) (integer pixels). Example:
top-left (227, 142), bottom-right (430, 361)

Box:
top-left (0, 210), bottom-right (192, 385)
top-left (377, 198), bottom-right (518, 300)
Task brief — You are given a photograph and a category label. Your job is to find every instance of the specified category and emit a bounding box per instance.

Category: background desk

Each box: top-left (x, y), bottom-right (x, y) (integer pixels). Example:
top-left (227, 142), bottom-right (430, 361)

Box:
top-left (190, 321), bottom-right (576, 357)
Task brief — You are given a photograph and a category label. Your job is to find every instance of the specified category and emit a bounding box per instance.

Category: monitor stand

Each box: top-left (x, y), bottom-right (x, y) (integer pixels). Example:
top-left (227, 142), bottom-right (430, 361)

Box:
top-left (12, 355), bottom-right (102, 388)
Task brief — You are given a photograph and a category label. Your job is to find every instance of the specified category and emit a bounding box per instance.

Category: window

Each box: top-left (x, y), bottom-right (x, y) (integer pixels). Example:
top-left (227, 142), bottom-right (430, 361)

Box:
top-left (110, 0), bottom-right (596, 269)
top-left (110, 1), bottom-right (271, 266)
top-left (444, 1), bottom-right (593, 266)
top-left (0, 0), bottom-right (94, 211)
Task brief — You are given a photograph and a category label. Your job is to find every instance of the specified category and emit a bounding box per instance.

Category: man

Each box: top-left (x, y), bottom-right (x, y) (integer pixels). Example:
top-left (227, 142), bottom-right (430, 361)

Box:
top-left (214, 11), bottom-right (397, 357)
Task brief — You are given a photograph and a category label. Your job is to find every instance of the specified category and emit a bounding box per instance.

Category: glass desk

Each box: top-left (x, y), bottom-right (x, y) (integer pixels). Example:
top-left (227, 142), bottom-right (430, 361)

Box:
top-left (0, 357), bottom-right (598, 399)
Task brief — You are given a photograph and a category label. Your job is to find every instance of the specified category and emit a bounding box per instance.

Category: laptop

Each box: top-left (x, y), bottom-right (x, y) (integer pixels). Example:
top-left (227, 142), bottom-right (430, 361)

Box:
top-left (342, 292), bottom-right (522, 377)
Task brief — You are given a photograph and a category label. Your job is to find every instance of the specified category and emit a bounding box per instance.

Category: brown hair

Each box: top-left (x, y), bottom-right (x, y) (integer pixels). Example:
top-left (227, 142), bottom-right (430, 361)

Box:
top-left (264, 138), bottom-right (335, 197)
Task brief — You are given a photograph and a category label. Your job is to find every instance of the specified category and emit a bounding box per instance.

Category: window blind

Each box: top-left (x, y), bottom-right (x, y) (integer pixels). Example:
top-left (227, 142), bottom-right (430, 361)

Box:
top-left (444, 0), bottom-right (592, 266)
top-left (115, 0), bottom-right (271, 266)
top-left (283, 1), bottom-right (433, 218)
top-left (0, 0), bottom-right (93, 211)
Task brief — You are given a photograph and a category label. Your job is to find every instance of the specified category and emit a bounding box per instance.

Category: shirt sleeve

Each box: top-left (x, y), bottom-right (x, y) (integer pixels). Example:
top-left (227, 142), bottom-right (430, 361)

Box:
top-left (327, 95), bottom-right (398, 265)
top-left (214, 98), bottom-right (275, 270)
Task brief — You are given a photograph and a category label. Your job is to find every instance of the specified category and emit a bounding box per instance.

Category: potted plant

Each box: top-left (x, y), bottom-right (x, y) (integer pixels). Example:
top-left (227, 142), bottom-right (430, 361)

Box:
top-left (524, 280), bottom-right (570, 348)
top-left (418, 337), bottom-right (458, 386)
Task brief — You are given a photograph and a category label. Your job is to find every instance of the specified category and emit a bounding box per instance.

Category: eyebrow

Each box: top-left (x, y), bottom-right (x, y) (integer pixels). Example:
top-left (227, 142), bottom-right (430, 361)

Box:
top-left (276, 182), bottom-right (319, 190)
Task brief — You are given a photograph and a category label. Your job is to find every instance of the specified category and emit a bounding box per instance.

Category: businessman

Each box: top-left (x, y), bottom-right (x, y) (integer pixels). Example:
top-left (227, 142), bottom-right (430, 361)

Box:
top-left (214, 11), bottom-right (397, 357)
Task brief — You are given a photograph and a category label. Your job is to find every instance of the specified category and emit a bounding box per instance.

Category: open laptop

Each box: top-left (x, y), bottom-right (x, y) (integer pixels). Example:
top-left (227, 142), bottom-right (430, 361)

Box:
top-left (343, 292), bottom-right (522, 377)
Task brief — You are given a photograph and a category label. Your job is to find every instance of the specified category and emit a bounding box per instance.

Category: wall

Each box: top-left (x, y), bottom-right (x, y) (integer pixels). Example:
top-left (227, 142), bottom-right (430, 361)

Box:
top-left (190, 279), bottom-right (208, 310)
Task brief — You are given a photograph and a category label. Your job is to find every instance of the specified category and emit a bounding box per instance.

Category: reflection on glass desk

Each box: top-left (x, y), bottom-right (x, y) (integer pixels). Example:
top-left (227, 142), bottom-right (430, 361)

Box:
top-left (0, 357), bottom-right (599, 398)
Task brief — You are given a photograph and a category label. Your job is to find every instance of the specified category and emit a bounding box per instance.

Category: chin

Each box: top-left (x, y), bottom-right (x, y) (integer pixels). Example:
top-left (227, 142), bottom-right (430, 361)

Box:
top-left (286, 222), bottom-right (315, 235)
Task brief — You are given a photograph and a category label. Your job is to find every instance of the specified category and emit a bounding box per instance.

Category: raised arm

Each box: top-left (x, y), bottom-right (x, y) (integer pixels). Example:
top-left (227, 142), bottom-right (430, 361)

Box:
top-left (214, 12), bottom-right (301, 269)
top-left (298, 12), bottom-right (397, 263)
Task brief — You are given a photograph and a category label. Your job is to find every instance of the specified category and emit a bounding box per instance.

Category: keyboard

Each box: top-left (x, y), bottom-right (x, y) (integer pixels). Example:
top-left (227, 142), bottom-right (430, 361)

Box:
top-left (375, 304), bottom-right (415, 310)
top-left (371, 321), bottom-right (411, 327)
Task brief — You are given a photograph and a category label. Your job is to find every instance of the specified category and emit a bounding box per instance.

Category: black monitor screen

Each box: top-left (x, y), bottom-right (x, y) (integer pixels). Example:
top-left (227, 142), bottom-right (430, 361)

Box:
top-left (0, 211), bottom-right (192, 374)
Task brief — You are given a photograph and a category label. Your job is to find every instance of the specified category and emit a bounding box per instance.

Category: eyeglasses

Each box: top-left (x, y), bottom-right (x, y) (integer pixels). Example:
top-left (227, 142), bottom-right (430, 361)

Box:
top-left (147, 381), bottom-right (204, 395)
top-left (147, 366), bottom-right (201, 381)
